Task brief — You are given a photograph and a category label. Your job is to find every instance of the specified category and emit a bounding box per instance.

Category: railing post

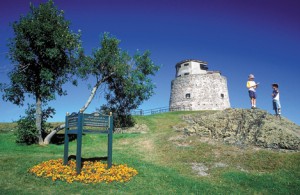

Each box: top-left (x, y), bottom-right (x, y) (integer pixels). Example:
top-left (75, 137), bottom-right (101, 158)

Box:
top-left (63, 112), bottom-right (69, 165)
top-left (107, 112), bottom-right (113, 168)
top-left (76, 111), bottom-right (83, 174)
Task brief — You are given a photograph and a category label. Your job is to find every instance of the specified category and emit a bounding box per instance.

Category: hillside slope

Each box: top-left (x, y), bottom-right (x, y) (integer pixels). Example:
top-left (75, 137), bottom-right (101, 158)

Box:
top-left (0, 110), bottom-right (300, 194)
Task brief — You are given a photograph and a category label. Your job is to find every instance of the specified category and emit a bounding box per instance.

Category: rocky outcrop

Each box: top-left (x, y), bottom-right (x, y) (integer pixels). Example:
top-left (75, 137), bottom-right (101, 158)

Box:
top-left (175, 109), bottom-right (300, 150)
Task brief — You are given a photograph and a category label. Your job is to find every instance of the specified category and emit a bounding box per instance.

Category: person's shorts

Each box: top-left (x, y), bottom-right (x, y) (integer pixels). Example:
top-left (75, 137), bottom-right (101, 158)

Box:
top-left (248, 90), bottom-right (256, 99)
top-left (273, 99), bottom-right (281, 110)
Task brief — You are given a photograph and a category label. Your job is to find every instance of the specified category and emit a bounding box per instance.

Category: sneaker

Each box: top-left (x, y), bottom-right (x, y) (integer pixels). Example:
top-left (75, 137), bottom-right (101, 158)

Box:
top-left (278, 109), bottom-right (281, 115)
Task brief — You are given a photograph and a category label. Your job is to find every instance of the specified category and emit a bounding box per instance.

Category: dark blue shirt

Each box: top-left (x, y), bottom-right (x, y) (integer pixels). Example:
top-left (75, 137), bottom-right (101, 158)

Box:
top-left (272, 89), bottom-right (279, 99)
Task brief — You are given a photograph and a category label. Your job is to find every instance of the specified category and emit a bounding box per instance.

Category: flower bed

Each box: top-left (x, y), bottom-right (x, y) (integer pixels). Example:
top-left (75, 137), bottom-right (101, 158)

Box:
top-left (29, 159), bottom-right (138, 183)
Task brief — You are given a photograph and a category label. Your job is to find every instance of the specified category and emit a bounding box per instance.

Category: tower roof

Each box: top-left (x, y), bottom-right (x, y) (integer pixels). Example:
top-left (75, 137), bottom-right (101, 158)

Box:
top-left (176, 59), bottom-right (207, 67)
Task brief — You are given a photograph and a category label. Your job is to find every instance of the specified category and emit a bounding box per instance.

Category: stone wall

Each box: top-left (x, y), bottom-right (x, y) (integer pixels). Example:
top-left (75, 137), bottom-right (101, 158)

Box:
top-left (169, 72), bottom-right (230, 110)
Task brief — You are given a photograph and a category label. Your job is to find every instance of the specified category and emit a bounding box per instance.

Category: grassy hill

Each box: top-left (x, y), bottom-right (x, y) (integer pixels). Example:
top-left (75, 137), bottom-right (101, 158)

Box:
top-left (0, 111), bottom-right (299, 194)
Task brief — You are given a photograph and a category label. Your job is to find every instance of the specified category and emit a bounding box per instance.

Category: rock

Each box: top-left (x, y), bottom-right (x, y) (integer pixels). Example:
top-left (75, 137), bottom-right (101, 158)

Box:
top-left (177, 108), bottom-right (300, 150)
top-left (191, 163), bottom-right (209, 176)
top-left (213, 162), bottom-right (228, 168)
top-left (184, 126), bottom-right (196, 135)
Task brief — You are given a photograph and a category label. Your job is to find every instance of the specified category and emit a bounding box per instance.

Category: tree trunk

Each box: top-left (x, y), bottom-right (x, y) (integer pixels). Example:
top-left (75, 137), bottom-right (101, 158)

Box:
top-left (80, 80), bottom-right (102, 112)
top-left (43, 124), bottom-right (65, 144)
top-left (43, 80), bottom-right (103, 144)
top-left (36, 95), bottom-right (44, 145)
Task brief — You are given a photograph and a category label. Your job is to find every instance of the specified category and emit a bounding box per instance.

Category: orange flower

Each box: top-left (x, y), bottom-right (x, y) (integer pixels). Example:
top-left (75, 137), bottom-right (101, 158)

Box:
top-left (29, 159), bottom-right (138, 183)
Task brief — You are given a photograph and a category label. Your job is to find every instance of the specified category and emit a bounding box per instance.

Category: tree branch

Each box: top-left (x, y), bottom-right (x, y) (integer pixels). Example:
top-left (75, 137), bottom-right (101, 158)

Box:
top-left (18, 63), bottom-right (31, 72)
top-left (79, 79), bottom-right (102, 113)
top-left (79, 72), bottom-right (114, 112)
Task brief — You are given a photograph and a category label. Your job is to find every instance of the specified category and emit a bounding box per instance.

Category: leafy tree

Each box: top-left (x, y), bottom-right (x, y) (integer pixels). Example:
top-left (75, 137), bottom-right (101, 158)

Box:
top-left (79, 33), bottom-right (159, 126)
top-left (1, 0), bottom-right (82, 144)
top-left (97, 47), bottom-right (158, 128)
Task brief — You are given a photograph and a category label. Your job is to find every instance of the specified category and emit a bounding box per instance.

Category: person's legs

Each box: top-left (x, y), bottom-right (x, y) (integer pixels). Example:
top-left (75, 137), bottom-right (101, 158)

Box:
top-left (249, 91), bottom-right (256, 108)
top-left (273, 100), bottom-right (278, 115)
top-left (275, 100), bottom-right (281, 115)
top-left (273, 100), bottom-right (281, 117)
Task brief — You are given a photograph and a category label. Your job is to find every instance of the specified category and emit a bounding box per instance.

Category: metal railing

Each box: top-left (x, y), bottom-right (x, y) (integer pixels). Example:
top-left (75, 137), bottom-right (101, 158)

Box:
top-left (131, 106), bottom-right (192, 116)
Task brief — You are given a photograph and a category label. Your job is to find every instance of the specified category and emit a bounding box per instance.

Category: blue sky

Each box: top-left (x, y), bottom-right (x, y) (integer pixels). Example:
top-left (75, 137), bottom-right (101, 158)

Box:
top-left (1, 0), bottom-right (300, 125)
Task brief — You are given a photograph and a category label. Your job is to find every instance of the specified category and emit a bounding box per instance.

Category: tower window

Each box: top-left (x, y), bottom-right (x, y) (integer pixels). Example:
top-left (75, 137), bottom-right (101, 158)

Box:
top-left (200, 64), bottom-right (208, 70)
top-left (186, 93), bottom-right (191, 99)
top-left (184, 73), bottom-right (189, 75)
top-left (221, 93), bottom-right (224, 98)
top-left (184, 63), bottom-right (189, 66)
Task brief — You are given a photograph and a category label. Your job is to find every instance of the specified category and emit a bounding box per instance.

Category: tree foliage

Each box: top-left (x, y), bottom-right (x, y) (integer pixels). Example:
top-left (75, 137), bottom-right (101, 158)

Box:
top-left (81, 33), bottom-right (159, 127)
top-left (1, 0), bottom-right (82, 144)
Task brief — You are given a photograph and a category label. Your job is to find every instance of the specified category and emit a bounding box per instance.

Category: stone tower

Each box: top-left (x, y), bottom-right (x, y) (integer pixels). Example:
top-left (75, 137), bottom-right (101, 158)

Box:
top-left (169, 59), bottom-right (230, 111)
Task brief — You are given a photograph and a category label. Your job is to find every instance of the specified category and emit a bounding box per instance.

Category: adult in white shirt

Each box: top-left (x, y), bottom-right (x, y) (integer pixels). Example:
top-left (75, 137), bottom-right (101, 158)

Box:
top-left (246, 74), bottom-right (259, 109)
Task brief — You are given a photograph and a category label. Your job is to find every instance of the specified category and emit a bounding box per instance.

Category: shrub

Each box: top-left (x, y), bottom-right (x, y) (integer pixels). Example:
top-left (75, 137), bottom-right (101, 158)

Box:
top-left (98, 106), bottom-right (135, 129)
top-left (15, 105), bottom-right (38, 144)
top-left (15, 104), bottom-right (55, 144)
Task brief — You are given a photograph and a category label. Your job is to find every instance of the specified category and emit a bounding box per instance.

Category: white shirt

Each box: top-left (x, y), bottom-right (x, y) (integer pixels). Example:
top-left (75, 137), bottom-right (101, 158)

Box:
top-left (273, 92), bottom-right (280, 101)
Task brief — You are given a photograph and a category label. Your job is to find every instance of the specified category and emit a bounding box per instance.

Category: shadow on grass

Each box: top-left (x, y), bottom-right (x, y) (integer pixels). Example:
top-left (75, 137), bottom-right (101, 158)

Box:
top-left (67, 154), bottom-right (108, 162)
top-left (50, 134), bottom-right (77, 145)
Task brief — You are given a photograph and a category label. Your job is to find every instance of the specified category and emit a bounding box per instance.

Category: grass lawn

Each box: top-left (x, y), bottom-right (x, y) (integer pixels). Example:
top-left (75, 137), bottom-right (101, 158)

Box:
top-left (0, 111), bottom-right (299, 194)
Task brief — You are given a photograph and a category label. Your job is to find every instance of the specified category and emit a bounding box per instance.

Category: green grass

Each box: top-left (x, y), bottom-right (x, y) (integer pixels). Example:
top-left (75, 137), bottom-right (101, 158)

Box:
top-left (0, 111), bottom-right (299, 194)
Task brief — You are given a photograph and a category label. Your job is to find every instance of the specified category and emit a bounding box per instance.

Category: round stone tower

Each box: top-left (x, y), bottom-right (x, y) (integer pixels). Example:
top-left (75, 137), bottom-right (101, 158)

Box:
top-left (169, 59), bottom-right (230, 111)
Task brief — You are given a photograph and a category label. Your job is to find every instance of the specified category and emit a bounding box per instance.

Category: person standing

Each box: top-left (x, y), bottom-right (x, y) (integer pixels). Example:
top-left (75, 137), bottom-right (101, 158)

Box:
top-left (247, 74), bottom-right (259, 109)
top-left (272, 83), bottom-right (281, 117)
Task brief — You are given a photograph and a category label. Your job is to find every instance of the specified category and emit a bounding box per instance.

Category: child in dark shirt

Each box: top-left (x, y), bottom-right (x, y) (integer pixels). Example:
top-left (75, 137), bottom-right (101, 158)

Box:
top-left (272, 83), bottom-right (281, 117)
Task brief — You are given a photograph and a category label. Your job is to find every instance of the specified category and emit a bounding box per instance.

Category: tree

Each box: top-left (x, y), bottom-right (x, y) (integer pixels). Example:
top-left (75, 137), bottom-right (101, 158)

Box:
top-left (1, 0), bottom-right (82, 144)
top-left (44, 33), bottom-right (159, 144)
top-left (79, 33), bottom-right (159, 123)
top-left (98, 47), bottom-right (159, 127)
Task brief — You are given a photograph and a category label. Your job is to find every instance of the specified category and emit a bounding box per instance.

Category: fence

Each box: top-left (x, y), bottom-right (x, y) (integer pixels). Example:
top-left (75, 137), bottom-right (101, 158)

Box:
top-left (130, 106), bottom-right (192, 116)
